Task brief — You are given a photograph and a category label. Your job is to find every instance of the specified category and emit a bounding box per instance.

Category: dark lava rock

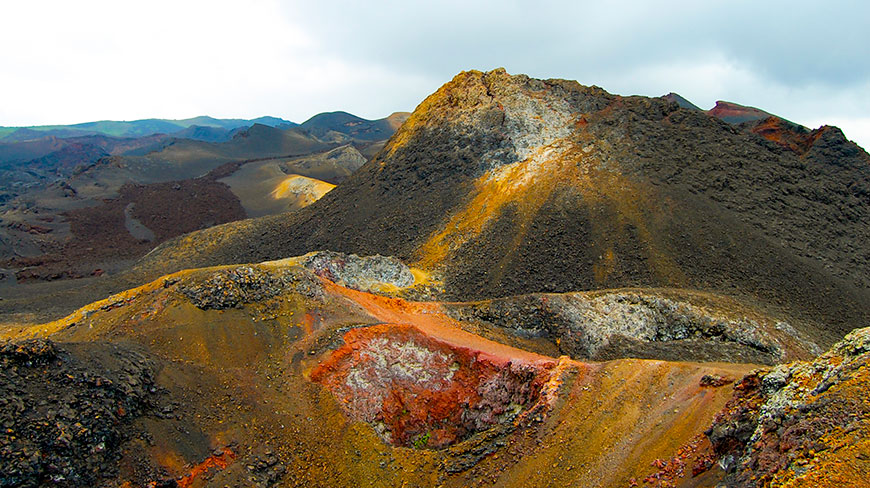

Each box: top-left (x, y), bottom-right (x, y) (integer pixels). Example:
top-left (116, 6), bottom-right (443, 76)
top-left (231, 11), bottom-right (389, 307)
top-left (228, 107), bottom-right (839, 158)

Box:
top-left (179, 265), bottom-right (324, 310)
top-left (705, 326), bottom-right (870, 486)
top-left (0, 339), bottom-right (159, 488)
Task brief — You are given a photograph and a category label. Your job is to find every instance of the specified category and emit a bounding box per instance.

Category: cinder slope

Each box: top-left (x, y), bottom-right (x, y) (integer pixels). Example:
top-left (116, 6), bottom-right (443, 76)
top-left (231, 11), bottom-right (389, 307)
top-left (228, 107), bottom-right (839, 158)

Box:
top-left (0, 260), bottom-right (759, 487)
top-left (127, 69), bottom-right (870, 350)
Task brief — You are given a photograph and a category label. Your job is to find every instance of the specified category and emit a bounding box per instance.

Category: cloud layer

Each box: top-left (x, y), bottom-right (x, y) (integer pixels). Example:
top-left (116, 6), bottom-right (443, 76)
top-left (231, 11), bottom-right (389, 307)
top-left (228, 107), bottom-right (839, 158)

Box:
top-left (2, 0), bottom-right (869, 148)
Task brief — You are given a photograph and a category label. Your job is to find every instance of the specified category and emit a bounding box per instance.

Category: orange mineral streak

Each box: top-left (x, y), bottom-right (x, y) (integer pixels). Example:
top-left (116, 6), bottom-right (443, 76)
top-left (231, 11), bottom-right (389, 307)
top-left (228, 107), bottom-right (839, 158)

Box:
top-left (321, 279), bottom-right (554, 366)
top-left (174, 447), bottom-right (236, 488)
top-left (751, 116), bottom-right (825, 155)
top-left (415, 143), bottom-right (572, 270)
top-left (414, 140), bottom-right (686, 286)
top-left (310, 322), bottom-right (560, 448)
top-left (301, 311), bottom-right (316, 336)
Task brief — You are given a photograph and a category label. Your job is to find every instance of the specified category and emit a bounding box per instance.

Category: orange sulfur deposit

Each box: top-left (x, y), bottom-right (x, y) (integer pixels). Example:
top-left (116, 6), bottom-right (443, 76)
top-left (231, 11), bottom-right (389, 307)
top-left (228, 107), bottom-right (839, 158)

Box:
top-left (311, 323), bottom-right (559, 448)
top-left (174, 447), bottom-right (236, 488)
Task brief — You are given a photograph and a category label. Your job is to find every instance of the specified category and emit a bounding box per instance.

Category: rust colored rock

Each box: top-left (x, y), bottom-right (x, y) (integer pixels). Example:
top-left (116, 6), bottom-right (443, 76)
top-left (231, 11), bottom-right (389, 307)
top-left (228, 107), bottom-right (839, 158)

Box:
top-left (749, 116), bottom-right (823, 155)
top-left (310, 323), bottom-right (557, 448)
top-left (176, 447), bottom-right (236, 488)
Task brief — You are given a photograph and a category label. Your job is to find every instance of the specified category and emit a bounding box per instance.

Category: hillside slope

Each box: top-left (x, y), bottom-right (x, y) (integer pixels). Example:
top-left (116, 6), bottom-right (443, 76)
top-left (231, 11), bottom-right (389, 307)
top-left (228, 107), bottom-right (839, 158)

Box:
top-left (124, 69), bottom-right (870, 350)
top-left (1, 256), bottom-right (866, 487)
top-left (0, 259), bottom-right (762, 487)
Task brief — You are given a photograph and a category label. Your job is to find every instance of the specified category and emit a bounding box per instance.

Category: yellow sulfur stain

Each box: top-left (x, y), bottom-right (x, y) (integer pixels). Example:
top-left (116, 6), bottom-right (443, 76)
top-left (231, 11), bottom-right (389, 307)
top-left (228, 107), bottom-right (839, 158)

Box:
top-left (3, 268), bottom-right (202, 340)
top-left (594, 248), bottom-right (617, 284)
top-left (415, 142), bottom-right (577, 270)
top-left (413, 136), bottom-right (687, 287)
top-left (270, 174), bottom-right (335, 207)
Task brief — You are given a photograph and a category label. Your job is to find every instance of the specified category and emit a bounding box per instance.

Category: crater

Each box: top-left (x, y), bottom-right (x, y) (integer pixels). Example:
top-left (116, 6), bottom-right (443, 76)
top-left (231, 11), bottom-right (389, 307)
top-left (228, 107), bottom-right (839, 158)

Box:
top-left (310, 323), bottom-right (560, 448)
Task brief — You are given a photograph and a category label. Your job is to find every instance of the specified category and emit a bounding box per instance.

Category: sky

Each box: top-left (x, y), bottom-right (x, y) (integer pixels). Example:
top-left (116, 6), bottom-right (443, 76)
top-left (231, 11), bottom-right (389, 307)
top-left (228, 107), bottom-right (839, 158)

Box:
top-left (2, 0), bottom-right (869, 148)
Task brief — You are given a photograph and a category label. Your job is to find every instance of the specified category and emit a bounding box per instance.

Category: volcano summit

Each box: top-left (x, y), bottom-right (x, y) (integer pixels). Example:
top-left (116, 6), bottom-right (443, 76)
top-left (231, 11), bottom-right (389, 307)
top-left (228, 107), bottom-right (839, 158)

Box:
top-left (1, 69), bottom-right (869, 487)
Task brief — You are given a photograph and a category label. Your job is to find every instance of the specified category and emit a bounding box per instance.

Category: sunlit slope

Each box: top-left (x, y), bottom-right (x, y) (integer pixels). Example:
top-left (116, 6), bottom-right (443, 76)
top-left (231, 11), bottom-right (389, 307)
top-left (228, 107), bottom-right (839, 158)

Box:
top-left (128, 69), bottom-right (870, 348)
top-left (0, 259), bottom-right (759, 487)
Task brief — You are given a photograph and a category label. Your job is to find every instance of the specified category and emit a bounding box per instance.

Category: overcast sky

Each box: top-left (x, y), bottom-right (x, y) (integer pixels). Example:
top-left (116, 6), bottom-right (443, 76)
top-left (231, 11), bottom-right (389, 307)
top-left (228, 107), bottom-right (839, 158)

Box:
top-left (2, 0), bottom-right (869, 148)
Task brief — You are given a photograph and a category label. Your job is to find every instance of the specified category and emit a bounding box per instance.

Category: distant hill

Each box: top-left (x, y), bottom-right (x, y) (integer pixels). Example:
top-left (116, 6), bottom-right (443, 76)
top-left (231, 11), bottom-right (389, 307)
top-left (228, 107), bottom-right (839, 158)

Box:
top-left (0, 113), bottom-right (405, 284)
top-left (0, 115), bottom-right (297, 142)
top-left (169, 125), bottom-right (235, 143)
top-left (661, 92), bottom-right (702, 111)
top-left (300, 111), bottom-right (411, 142)
top-left (705, 100), bottom-right (773, 124)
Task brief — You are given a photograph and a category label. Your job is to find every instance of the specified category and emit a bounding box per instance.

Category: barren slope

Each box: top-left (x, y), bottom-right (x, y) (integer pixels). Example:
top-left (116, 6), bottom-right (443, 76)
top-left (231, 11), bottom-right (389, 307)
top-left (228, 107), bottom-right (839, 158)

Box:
top-left (120, 69), bottom-right (870, 350)
top-left (0, 259), bottom-right (762, 487)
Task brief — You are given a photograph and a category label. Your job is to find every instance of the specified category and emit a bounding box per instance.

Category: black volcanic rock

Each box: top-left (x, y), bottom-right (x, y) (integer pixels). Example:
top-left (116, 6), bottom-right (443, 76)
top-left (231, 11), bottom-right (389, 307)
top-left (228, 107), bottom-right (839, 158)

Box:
top-left (0, 340), bottom-right (159, 488)
top-left (662, 92), bottom-right (702, 111)
top-left (10, 70), bottom-right (870, 349)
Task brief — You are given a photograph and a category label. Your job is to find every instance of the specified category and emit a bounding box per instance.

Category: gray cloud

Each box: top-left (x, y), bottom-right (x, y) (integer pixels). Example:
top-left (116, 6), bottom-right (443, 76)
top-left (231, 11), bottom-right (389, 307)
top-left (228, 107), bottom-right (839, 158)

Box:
top-left (2, 1), bottom-right (869, 148)
top-left (287, 1), bottom-right (870, 88)
top-left (280, 0), bottom-right (870, 146)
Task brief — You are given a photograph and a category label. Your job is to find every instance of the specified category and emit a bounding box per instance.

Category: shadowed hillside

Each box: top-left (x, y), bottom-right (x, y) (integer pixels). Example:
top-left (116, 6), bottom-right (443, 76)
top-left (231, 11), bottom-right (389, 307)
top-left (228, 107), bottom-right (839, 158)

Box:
top-left (2, 69), bottom-right (869, 487)
top-left (110, 69), bottom-right (870, 351)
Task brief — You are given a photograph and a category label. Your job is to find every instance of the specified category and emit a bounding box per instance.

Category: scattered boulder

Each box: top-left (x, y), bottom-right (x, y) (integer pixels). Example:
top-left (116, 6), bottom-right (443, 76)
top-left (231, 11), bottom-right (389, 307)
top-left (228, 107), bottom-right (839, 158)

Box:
top-left (706, 326), bottom-right (870, 486)
top-left (295, 251), bottom-right (415, 293)
top-left (179, 265), bottom-right (324, 310)
top-left (0, 340), bottom-right (159, 488)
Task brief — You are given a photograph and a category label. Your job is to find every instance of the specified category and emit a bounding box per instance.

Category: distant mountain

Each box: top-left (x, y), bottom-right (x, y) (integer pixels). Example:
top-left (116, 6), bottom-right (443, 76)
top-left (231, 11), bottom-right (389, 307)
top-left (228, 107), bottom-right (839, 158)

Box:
top-left (661, 92), bottom-right (702, 111)
top-left (0, 113), bottom-right (405, 284)
top-left (705, 100), bottom-right (773, 124)
top-left (170, 125), bottom-right (235, 143)
top-left (0, 134), bottom-right (169, 168)
top-left (0, 115), bottom-right (297, 142)
top-left (300, 111), bottom-right (411, 142)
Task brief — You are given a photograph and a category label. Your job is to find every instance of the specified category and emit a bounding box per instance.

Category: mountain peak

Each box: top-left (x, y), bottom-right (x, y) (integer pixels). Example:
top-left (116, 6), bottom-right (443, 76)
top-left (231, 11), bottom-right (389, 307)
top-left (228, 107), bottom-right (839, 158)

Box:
top-left (706, 100), bottom-right (771, 123)
top-left (387, 68), bottom-right (612, 163)
top-left (662, 92), bottom-right (702, 111)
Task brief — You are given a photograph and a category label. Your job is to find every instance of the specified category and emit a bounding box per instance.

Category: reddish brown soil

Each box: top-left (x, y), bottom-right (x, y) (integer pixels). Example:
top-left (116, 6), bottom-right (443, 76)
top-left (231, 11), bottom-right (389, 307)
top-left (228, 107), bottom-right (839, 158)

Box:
top-left (311, 323), bottom-right (556, 448)
top-left (10, 178), bottom-right (245, 282)
top-left (706, 101), bottom-right (771, 123)
top-left (748, 116), bottom-right (825, 155)
top-left (175, 447), bottom-right (236, 488)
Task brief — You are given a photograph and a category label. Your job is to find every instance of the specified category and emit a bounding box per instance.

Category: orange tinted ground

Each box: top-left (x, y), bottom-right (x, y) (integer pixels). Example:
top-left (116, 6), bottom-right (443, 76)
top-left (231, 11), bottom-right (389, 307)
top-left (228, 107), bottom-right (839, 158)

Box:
top-left (12, 264), bottom-right (758, 486)
top-left (175, 447), bottom-right (236, 488)
top-left (751, 117), bottom-right (825, 155)
top-left (706, 101), bottom-right (770, 122)
top-left (322, 279), bottom-right (555, 366)
top-left (413, 137), bottom-right (686, 287)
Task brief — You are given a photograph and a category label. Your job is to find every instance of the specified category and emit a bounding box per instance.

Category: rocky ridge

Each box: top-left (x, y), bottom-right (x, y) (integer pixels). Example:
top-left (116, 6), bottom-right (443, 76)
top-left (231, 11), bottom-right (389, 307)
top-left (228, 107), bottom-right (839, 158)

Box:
top-left (448, 289), bottom-right (819, 364)
top-left (103, 69), bottom-right (870, 354)
top-left (706, 326), bottom-right (870, 486)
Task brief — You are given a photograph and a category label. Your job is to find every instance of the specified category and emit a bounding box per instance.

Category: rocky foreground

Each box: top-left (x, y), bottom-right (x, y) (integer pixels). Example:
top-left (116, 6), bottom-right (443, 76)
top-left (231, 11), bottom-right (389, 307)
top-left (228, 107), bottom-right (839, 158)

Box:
top-left (0, 253), bottom-right (866, 487)
top-left (2, 69), bottom-right (869, 486)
